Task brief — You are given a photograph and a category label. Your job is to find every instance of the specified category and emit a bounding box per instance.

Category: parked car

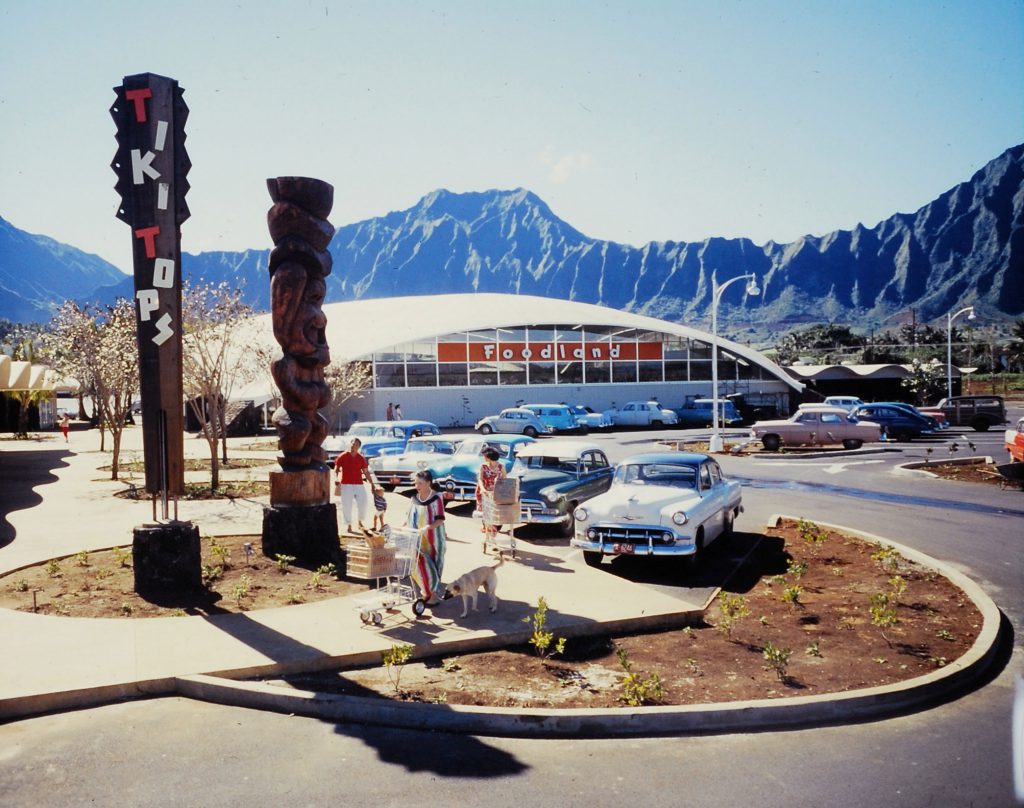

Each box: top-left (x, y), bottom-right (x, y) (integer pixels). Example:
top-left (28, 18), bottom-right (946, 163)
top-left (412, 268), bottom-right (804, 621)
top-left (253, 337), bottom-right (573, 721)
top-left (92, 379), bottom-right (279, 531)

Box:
top-left (604, 400), bottom-right (679, 427)
top-left (428, 434), bottom-right (536, 501)
top-left (915, 405), bottom-right (950, 428)
top-left (475, 407), bottom-right (552, 437)
top-left (323, 420), bottom-right (441, 461)
top-left (522, 403), bottom-right (583, 433)
top-left (367, 434), bottom-right (466, 490)
top-left (570, 405), bottom-right (613, 431)
top-left (510, 439), bottom-right (614, 536)
top-left (1006, 417), bottom-right (1024, 463)
top-left (867, 401), bottom-right (943, 433)
top-left (673, 398), bottom-right (743, 428)
top-left (934, 395), bottom-right (1007, 431)
top-left (852, 404), bottom-right (932, 442)
top-left (571, 452), bottom-right (742, 571)
top-left (751, 405), bottom-right (883, 451)
top-left (823, 396), bottom-right (866, 412)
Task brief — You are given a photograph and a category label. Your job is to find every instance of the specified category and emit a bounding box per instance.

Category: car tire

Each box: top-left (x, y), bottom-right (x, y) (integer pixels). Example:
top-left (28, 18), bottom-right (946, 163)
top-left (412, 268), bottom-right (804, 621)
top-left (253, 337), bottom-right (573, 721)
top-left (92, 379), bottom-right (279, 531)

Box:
top-left (723, 510), bottom-right (735, 536)
top-left (842, 439), bottom-right (863, 450)
top-left (479, 424), bottom-right (493, 435)
top-left (583, 551), bottom-right (602, 568)
top-left (652, 419), bottom-right (663, 428)
top-left (762, 434), bottom-right (781, 452)
top-left (578, 425), bottom-right (589, 435)
top-left (970, 416), bottom-right (990, 432)
top-left (683, 530), bottom-right (704, 574)
top-left (558, 505), bottom-right (576, 538)
top-left (895, 429), bottom-right (913, 442)
top-left (524, 426), bottom-right (538, 437)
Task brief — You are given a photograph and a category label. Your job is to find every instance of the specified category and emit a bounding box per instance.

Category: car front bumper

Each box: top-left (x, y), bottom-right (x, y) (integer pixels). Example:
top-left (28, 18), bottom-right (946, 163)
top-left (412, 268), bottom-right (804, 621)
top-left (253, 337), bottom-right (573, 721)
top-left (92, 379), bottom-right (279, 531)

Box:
top-left (520, 499), bottom-right (571, 525)
top-left (571, 523), bottom-right (697, 556)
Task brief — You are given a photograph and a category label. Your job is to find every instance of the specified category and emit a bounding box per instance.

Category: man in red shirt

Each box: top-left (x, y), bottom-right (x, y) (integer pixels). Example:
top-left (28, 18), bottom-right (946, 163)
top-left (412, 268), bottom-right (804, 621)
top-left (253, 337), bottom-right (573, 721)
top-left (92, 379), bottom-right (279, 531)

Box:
top-left (334, 438), bottom-right (380, 534)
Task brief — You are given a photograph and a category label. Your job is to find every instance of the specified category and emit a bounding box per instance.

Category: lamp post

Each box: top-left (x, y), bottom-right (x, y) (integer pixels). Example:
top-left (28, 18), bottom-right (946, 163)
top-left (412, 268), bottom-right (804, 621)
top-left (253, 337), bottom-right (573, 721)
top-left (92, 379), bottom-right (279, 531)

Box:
top-left (946, 306), bottom-right (975, 400)
top-left (709, 273), bottom-right (760, 452)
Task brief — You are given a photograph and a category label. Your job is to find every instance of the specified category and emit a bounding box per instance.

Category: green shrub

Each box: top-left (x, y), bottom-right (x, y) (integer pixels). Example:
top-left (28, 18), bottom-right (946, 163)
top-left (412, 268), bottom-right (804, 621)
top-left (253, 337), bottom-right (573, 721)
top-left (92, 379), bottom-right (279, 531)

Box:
top-left (523, 597), bottom-right (566, 659)
top-left (616, 647), bottom-right (664, 706)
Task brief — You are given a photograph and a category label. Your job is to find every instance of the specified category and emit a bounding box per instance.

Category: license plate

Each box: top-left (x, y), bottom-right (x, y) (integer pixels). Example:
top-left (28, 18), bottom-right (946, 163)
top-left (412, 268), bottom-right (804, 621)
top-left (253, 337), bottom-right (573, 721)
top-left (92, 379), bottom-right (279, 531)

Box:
top-left (612, 542), bottom-right (635, 555)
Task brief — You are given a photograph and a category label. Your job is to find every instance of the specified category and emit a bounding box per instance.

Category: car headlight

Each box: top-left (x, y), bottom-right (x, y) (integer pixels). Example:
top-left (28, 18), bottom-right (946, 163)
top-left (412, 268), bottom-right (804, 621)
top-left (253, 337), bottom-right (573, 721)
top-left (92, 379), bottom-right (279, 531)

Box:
top-left (416, 460), bottom-right (428, 469)
top-left (672, 511), bottom-right (687, 526)
top-left (663, 532), bottom-right (675, 544)
top-left (574, 506), bottom-right (588, 521)
top-left (543, 491), bottom-right (561, 505)
top-left (369, 458), bottom-right (382, 469)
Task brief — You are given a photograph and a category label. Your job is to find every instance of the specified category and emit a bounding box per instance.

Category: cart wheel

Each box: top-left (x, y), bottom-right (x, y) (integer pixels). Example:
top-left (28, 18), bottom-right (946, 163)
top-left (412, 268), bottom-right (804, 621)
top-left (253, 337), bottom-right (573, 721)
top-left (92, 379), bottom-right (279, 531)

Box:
top-left (372, 611), bottom-right (383, 626)
top-left (413, 599), bottom-right (427, 617)
top-left (359, 610), bottom-right (371, 624)
top-left (510, 539), bottom-right (517, 559)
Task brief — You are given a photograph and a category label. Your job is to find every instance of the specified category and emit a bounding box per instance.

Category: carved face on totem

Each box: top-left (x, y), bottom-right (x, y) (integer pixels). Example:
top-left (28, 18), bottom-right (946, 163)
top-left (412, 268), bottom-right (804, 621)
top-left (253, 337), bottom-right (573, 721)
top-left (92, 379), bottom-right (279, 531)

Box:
top-left (271, 266), bottom-right (330, 367)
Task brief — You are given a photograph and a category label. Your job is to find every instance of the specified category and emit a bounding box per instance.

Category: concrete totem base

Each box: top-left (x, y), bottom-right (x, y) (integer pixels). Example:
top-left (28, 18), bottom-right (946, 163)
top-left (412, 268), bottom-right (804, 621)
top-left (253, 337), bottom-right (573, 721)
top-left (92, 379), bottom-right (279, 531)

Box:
top-left (132, 521), bottom-right (202, 595)
top-left (262, 503), bottom-right (342, 572)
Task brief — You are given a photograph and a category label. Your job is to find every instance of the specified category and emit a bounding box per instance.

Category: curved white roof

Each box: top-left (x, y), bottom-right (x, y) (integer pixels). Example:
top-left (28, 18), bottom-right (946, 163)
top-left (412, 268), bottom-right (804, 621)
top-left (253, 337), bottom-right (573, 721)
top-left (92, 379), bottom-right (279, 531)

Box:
top-left (242, 293), bottom-right (803, 392)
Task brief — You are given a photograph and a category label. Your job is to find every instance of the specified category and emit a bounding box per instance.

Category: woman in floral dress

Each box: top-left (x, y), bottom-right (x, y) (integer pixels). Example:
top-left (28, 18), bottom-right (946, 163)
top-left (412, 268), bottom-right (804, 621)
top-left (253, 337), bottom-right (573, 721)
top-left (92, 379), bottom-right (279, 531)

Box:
top-left (407, 470), bottom-right (447, 605)
top-left (476, 447), bottom-right (506, 551)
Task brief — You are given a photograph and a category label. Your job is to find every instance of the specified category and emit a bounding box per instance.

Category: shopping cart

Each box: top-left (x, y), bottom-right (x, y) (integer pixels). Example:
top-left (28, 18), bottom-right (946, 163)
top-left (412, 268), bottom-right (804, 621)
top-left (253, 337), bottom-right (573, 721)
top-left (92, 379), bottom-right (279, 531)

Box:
top-left (353, 526), bottom-right (426, 626)
top-left (479, 497), bottom-right (518, 558)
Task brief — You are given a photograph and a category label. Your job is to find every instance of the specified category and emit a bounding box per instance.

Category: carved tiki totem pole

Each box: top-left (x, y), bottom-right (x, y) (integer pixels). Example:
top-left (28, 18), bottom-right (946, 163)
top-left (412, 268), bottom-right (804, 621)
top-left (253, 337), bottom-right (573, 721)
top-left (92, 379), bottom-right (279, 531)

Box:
top-left (261, 177), bottom-right (341, 566)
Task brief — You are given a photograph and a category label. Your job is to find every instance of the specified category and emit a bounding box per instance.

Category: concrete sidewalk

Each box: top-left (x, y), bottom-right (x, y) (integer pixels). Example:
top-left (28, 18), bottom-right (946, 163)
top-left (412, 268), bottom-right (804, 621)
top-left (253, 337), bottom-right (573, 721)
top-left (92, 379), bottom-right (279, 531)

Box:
top-left (0, 426), bottom-right (707, 721)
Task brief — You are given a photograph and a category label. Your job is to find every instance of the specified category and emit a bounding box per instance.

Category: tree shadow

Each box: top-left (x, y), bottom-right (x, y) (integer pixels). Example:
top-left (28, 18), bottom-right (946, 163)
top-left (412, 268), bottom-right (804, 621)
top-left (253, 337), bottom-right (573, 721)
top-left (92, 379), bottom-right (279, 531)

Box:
top-left (0, 447), bottom-right (71, 551)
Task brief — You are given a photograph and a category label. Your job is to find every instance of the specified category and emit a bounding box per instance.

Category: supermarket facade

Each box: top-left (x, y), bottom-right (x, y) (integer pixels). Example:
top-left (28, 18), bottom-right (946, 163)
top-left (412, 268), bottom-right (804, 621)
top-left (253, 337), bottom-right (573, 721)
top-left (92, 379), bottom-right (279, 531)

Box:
top-left (246, 293), bottom-right (804, 430)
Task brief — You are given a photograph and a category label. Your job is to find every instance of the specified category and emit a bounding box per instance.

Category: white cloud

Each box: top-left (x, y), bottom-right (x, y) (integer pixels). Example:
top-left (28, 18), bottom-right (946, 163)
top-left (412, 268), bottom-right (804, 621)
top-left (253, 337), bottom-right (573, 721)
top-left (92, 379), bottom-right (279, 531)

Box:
top-left (541, 147), bottom-right (593, 184)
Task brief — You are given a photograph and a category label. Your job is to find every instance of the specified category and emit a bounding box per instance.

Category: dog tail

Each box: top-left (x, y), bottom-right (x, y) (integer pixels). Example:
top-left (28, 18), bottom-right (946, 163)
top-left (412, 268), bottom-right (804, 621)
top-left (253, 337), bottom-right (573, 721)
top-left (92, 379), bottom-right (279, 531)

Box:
top-left (493, 554), bottom-right (505, 570)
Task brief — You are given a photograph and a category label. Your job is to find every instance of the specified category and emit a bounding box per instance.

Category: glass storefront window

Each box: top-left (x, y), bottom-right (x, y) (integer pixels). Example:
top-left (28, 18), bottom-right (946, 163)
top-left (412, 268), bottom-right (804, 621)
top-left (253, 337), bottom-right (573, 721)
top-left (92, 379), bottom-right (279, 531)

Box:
top-left (689, 339), bottom-right (712, 360)
top-left (558, 361), bottom-right (583, 384)
top-left (468, 363), bottom-right (498, 386)
top-left (689, 361), bottom-right (712, 381)
top-left (665, 360), bottom-right (688, 381)
top-left (438, 364), bottom-right (468, 386)
top-left (638, 361), bottom-right (663, 382)
top-left (586, 361), bottom-right (610, 383)
top-left (530, 362), bottom-right (555, 385)
top-left (407, 363), bottom-right (437, 387)
top-left (612, 361), bottom-right (637, 383)
top-left (375, 363), bottom-right (405, 387)
top-left (408, 340), bottom-right (437, 361)
top-left (663, 334), bottom-right (688, 359)
top-left (498, 362), bottom-right (527, 385)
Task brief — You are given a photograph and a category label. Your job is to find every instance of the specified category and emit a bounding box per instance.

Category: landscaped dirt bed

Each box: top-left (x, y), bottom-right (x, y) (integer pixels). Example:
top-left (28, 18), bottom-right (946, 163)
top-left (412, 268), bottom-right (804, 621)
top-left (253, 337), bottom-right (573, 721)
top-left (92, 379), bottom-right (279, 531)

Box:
top-left (269, 519), bottom-right (983, 708)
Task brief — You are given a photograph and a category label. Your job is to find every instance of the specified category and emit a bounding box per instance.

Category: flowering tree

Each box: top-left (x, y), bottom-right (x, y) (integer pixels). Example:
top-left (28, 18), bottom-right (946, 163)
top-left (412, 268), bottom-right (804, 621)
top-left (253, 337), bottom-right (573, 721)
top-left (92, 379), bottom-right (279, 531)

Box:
top-left (181, 281), bottom-right (269, 489)
top-left (322, 360), bottom-right (372, 435)
top-left (47, 300), bottom-right (138, 478)
top-left (900, 358), bottom-right (945, 405)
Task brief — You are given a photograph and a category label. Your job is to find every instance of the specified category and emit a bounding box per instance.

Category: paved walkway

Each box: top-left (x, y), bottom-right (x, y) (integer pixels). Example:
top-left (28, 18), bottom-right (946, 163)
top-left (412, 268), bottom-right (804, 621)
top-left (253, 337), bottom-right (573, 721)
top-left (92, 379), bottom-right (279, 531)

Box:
top-left (0, 426), bottom-right (707, 720)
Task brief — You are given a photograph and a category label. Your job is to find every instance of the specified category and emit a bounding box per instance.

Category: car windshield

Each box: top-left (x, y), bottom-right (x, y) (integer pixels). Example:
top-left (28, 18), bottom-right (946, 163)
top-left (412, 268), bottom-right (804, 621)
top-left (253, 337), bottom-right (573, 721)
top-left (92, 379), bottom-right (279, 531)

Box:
top-left (409, 440), bottom-right (455, 454)
top-left (455, 440), bottom-right (485, 456)
top-left (614, 463), bottom-right (697, 489)
top-left (347, 425), bottom-right (375, 437)
top-left (513, 456), bottom-right (578, 474)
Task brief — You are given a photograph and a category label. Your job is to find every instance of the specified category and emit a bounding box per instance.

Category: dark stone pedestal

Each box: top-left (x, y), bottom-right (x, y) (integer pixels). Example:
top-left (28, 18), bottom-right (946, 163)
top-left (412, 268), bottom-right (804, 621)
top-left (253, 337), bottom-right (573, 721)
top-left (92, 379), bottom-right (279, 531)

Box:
top-left (133, 521), bottom-right (202, 595)
top-left (262, 503), bottom-right (342, 572)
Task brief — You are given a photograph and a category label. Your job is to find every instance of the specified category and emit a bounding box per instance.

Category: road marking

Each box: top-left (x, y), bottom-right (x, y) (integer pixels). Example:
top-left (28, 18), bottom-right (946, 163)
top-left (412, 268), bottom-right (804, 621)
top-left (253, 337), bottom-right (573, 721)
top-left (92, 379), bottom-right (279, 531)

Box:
top-left (756, 460), bottom-right (886, 475)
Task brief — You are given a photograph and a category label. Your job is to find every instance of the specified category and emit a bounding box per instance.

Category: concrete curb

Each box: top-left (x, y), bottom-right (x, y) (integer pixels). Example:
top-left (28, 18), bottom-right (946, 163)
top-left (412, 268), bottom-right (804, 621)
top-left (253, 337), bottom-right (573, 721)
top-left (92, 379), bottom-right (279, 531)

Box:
top-left (173, 515), bottom-right (1004, 737)
top-left (894, 455), bottom-right (995, 479)
top-left (752, 447), bottom-right (901, 460)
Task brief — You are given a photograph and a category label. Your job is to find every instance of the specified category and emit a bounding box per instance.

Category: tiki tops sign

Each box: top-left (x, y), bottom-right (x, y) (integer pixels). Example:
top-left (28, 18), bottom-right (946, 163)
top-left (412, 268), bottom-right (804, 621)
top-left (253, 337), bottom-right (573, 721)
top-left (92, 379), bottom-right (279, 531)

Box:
top-left (437, 341), bottom-right (664, 363)
top-left (110, 73), bottom-right (190, 498)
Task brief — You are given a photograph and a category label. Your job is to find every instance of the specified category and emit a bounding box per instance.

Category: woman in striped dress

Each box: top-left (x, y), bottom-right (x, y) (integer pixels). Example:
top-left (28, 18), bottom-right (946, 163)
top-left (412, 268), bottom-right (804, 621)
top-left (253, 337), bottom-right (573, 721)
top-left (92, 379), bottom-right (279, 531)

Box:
top-left (407, 470), bottom-right (447, 606)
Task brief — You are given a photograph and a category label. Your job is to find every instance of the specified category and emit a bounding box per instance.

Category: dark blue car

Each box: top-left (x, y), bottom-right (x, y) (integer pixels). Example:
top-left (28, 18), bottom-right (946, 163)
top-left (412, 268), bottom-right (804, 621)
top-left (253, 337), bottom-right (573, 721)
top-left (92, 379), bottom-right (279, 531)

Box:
top-left (853, 405), bottom-right (933, 442)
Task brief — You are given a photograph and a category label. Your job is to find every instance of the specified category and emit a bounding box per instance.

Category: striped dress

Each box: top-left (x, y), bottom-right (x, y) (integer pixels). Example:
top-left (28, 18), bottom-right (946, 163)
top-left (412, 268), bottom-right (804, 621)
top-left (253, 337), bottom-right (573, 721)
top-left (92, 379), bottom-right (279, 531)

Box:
top-left (407, 491), bottom-right (447, 602)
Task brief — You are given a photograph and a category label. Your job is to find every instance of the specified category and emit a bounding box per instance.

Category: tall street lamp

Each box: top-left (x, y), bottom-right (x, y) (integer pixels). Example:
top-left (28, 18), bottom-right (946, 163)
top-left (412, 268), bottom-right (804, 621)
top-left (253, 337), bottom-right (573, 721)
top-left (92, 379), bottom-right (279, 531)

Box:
top-left (946, 305), bottom-right (976, 400)
top-left (709, 273), bottom-right (760, 452)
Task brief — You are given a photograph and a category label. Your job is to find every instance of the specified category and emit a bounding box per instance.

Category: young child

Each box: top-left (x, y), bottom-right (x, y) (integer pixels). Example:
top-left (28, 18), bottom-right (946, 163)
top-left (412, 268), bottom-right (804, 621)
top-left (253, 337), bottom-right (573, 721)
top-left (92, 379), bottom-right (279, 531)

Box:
top-left (372, 488), bottom-right (388, 532)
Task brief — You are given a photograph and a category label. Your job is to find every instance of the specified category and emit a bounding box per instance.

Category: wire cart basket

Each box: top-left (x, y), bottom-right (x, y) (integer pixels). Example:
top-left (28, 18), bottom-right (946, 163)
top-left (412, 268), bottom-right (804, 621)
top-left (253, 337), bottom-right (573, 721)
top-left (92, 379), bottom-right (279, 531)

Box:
top-left (353, 526), bottom-right (426, 626)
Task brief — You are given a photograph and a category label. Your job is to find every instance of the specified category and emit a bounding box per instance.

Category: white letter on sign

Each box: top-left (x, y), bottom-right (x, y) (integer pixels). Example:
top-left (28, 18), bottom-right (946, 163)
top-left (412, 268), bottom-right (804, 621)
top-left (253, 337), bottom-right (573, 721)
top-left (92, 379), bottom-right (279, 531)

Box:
top-left (153, 258), bottom-right (174, 288)
top-left (131, 149), bottom-right (161, 184)
top-left (136, 289), bottom-right (159, 322)
top-left (153, 313), bottom-right (174, 346)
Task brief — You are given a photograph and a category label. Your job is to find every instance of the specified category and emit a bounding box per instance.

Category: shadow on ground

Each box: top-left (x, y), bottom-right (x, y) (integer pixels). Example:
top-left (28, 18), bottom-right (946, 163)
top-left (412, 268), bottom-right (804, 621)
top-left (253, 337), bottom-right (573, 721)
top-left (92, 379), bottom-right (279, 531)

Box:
top-left (0, 445), bottom-right (71, 551)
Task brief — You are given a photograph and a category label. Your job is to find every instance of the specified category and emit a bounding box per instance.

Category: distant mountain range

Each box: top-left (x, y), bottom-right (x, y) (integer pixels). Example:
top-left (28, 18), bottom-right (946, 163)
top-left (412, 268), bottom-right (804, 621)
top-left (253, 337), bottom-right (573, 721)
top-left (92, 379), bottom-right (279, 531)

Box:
top-left (2, 143), bottom-right (1021, 334)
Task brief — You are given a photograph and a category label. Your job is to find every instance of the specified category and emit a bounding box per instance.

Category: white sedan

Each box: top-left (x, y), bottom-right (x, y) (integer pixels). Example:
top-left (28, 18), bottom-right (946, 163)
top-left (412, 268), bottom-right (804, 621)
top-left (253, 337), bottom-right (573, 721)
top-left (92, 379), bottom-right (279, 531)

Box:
top-left (603, 400), bottom-right (679, 427)
top-left (571, 451), bottom-right (742, 572)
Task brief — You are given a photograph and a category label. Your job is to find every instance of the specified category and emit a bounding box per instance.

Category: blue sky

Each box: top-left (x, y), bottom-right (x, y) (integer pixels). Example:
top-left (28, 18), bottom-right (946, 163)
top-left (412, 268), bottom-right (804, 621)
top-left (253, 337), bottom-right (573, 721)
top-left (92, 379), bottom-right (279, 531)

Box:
top-left (1, 0), bottom-right (1021, 273)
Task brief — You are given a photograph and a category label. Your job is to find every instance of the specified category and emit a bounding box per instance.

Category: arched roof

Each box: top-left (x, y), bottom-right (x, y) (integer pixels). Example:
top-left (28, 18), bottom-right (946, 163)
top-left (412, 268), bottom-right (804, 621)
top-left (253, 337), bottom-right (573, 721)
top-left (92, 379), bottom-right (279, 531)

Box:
top-left (250, 293), bottom-right (802, 391)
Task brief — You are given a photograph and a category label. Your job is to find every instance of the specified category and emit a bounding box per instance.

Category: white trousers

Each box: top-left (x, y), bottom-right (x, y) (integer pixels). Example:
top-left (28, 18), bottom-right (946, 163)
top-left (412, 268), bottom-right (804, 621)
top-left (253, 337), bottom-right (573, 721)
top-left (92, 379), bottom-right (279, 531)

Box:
top-left (339, 484), bottom-right (369, 526)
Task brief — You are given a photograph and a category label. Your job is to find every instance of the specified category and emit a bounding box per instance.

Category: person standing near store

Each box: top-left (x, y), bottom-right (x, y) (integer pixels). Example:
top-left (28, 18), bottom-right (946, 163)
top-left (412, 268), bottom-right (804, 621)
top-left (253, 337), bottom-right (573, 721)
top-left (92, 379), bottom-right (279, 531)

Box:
top-left (476, 447), bottom-right (505, 550)
top-left (386, 402), bottom-right (394, 421)
top-left (406, 469), bottom-right (447, 606)
top-left (394, 403), bottom-right (403, 420)
top-left (334, 438), bottom-right (380, 535)
top-left (59, 412), bottom-right (70, 443)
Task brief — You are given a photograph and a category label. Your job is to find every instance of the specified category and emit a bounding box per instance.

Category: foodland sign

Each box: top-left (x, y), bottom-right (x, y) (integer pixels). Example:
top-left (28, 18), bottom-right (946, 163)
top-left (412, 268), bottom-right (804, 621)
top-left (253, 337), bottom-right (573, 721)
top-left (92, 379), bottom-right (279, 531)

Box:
top-left (110, 73), bottom-right (190, 497)
top-left (438, 341), bottom-right (663, 363)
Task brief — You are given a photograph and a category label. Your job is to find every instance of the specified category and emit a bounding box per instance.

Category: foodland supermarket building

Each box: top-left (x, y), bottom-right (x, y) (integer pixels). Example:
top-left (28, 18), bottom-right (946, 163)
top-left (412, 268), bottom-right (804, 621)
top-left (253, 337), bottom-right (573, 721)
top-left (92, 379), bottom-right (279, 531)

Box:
top-left (249, 293), bottom-right (804, 429)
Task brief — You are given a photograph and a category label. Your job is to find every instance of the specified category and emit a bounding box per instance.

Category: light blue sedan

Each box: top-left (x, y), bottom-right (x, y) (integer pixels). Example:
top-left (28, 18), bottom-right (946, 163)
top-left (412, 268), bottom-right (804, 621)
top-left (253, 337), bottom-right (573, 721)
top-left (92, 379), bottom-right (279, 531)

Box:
top-left (429, 433), bottom-right (536, 501)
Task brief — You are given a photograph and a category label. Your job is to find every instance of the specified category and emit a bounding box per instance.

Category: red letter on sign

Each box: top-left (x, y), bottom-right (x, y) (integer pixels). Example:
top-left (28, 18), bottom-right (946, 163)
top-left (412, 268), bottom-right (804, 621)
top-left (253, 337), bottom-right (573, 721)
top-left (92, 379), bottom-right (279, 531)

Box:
top-left (134, 226), bottom-right (160, 258)
top-left (125, 88), bottom-right (153, 123)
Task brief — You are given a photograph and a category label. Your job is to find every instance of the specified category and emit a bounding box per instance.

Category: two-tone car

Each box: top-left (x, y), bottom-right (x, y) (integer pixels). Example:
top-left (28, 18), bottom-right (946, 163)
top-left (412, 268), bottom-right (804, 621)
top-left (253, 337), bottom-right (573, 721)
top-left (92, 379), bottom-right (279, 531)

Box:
top-left (673, 398), bottom-right (743, 428)
top-left (751, 405), bottom-right (882, 451)
top-left (475, 407), bottom-right (552, 437)
top-left (429, 433), bottom-right (536, 501)
top-left (571, 452), bottom-right (742, 572)
top-left (511, 439), bottom-right (614, 536)
top-left (522, 403), bottom-right (583, 433)
top-left (571, 405), bottom-right (613, 431)
top-left (1006, 416), bottom-right (1024, 463)
top-left (367, 434), bottom-right (467, 490)
top-left (604, 400), bottom-right (679, 428)
top-left (323, 419), bottom-right (441, 461)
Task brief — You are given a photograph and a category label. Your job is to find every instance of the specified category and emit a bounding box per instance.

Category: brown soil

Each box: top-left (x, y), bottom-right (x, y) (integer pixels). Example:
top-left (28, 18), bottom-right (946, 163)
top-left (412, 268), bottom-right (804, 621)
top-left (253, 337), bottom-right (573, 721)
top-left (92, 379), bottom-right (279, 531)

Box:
top-left (272, 519), bottom-right (983, 707)
top-left (923, 460), bottom-right (1021, 488)
top-left (0, 534), bottom-right (367, 617)
top-left (0, 521), bottom-right (984, 706)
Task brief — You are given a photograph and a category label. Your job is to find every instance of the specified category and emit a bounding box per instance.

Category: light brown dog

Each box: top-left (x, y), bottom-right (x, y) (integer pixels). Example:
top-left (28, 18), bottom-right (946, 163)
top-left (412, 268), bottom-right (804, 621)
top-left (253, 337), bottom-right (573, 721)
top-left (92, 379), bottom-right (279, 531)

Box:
top-left (447, 556), bottom-right (504, 618)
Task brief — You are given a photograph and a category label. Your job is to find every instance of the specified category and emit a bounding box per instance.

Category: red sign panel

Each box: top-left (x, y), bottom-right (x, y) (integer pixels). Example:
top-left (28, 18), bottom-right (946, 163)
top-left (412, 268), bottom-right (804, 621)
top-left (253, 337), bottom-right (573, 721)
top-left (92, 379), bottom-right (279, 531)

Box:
top-left (437, 342), bottom-right (663, 362)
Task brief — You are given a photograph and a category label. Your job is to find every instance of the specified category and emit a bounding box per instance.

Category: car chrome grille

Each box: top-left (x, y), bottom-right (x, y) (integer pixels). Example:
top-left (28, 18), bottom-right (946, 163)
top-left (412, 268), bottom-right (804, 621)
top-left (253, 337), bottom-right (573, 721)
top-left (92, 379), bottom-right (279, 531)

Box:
top-left (590, 525), bottom-right (675, 543)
